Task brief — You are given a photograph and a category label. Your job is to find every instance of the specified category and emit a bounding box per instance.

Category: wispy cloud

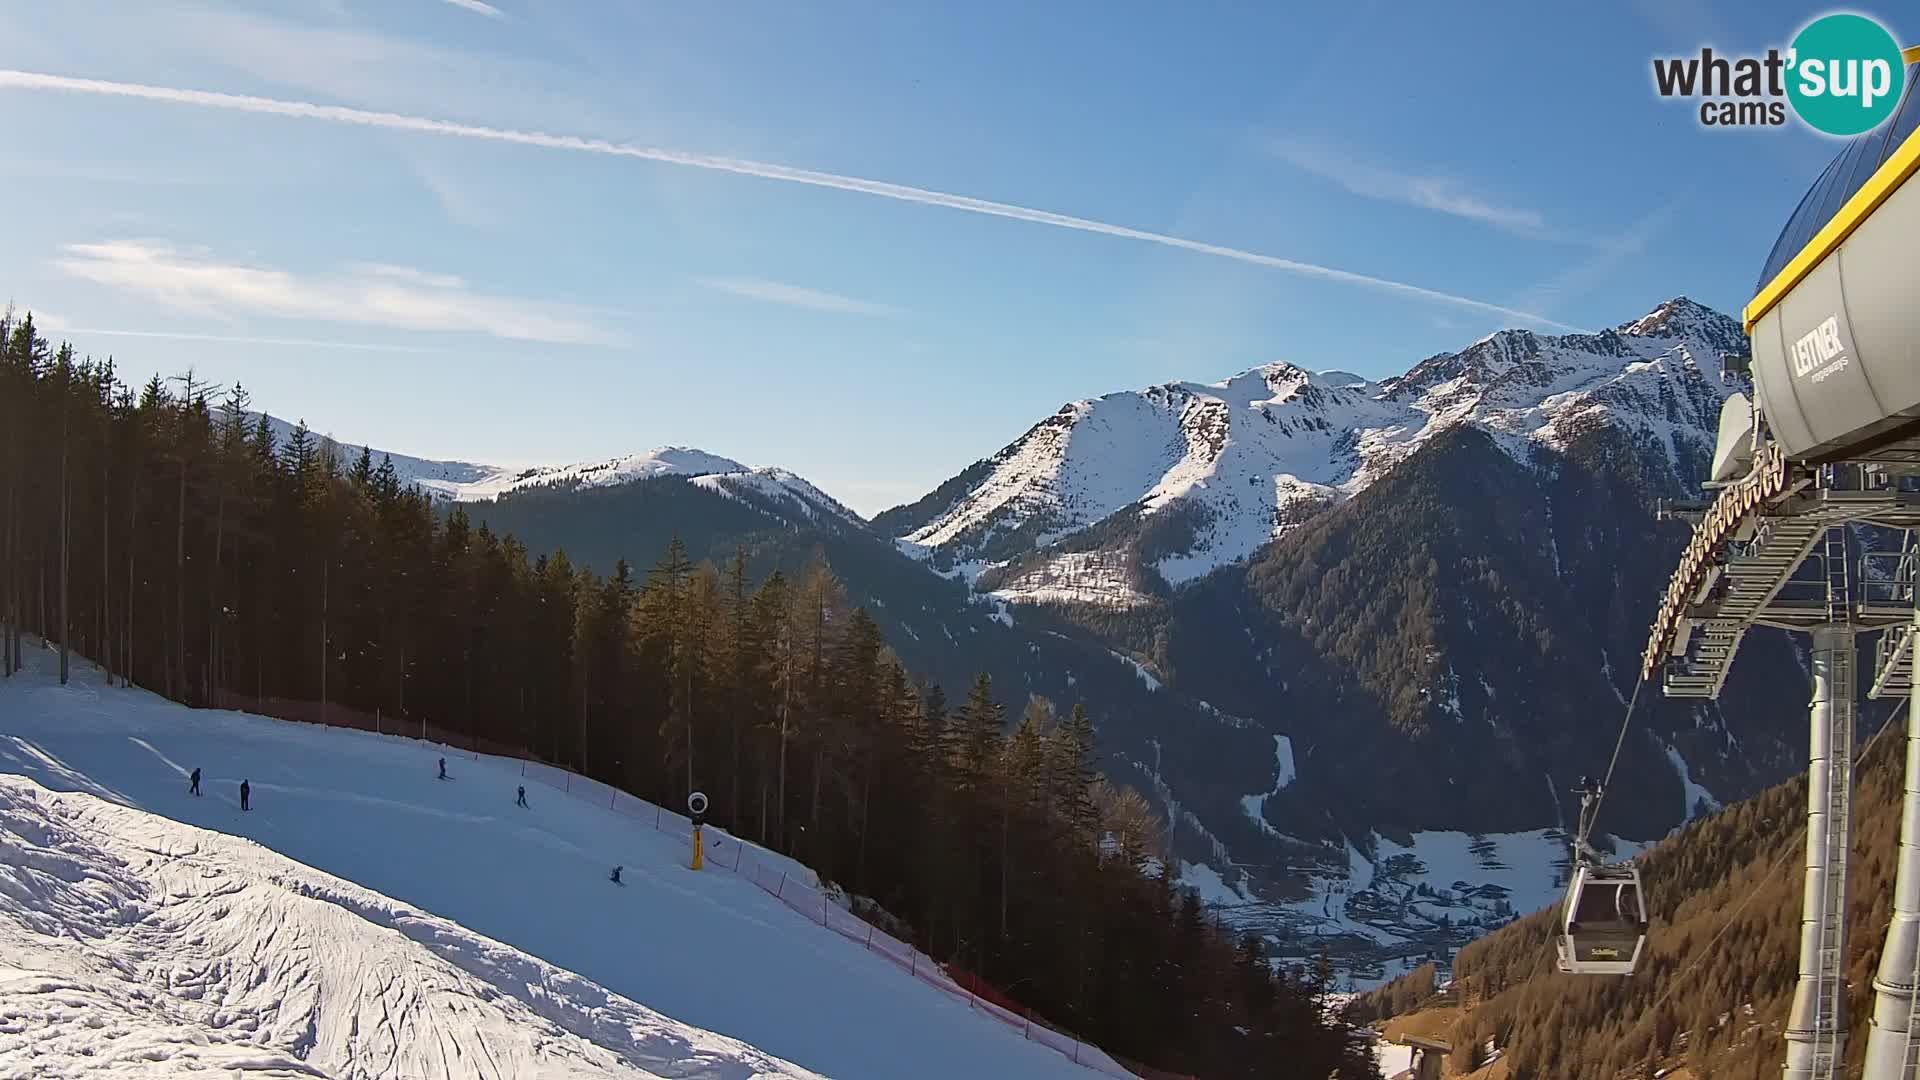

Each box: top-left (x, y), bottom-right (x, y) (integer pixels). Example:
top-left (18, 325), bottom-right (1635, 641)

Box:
top-left (1501, 195), bottom-right (1689, 326)
top-left (700, 278), bottom-right (898, 316)
top-left (440, 0), bottom-right (505, 17)
top-left (55, 241), bottom-right (615, 345)
top-left (1262, 138), bottom-right (1548, 234)
top-left (0, 70), bottom-right (1582, 332)
top-left (49, 326), bottom-right (450, 354)
top-left (150, 7), bottom-right (586, 131)
top-left (13, 308), bottom-right (448, 353)
top-left (407, 153), bottom-right (500, 228)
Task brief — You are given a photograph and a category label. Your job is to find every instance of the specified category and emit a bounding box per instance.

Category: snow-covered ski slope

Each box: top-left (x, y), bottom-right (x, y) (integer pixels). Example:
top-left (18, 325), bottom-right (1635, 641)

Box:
top-left (0, 775), bottom-right (821, 1079)
top-left (0, 645), bottom-right (1101, 1079)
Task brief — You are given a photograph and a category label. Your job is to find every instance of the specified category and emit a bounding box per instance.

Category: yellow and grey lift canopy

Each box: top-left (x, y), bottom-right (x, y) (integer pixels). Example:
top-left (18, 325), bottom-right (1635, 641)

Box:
top-left (1631, 58), bottom-right (1920, 1080)
top-left (1748, 59), bottom-right (1920, 466)
top-left (1643, 63), bottom-right (1920, 695)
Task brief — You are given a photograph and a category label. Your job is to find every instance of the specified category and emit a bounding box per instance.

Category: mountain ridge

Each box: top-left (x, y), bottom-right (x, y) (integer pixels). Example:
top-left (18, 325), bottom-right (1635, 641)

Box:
top-left (879, 296), bottom-right (1745, 609)
top-left (248, 413), bottom-right (863, 527)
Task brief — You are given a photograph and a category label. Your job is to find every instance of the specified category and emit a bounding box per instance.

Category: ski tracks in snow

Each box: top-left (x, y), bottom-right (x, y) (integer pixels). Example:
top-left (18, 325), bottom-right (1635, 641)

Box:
top-left (0, 779), bottom-right (822, 1079)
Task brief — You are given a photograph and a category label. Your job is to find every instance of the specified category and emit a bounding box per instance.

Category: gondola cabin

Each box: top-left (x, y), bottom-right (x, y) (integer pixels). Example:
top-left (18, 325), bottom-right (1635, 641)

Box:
top-left (1556, 864), bottom-right (1648, 976)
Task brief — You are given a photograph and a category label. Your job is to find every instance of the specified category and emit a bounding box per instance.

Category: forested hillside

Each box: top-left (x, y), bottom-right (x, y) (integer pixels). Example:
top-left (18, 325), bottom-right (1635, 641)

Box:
top-left (0, 311), bottom-right (1377, 1080)
top-left (1159, 421), bottom-right (1808, 846)
top-left (1441, 701), bottom-right (1907, 1079)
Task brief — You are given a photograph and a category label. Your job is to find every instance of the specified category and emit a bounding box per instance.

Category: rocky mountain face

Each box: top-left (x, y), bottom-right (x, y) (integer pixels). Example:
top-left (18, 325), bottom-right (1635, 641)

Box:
top-left (875, 297), bottom-right (1748, 609)
top-left (866, 296), bottom-right (1817, 980)
top-left (283, 297), bottom-right (1821, 984)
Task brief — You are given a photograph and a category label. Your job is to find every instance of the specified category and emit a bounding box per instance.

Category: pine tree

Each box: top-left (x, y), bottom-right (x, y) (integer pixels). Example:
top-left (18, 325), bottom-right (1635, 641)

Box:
top-left (722, 546), bottom-right (751, 826)
top-left (55, 343), bottom-right (73, 684)
top-left (640, 536), bottom-right (696, 795)
top-left (958, 672), bottom-right (1004, 786)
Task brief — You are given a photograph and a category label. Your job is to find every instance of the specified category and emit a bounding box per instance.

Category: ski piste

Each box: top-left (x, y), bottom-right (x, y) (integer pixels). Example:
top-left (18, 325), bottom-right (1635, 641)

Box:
top-left (0, 642), bottom-right (1123, 1078)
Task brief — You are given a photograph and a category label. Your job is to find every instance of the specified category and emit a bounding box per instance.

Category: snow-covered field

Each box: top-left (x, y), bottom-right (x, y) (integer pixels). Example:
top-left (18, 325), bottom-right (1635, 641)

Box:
top-left (0, 644), bottom-right (1098, 1079)
top-left (1178, 824), bottom-right (1651, 991)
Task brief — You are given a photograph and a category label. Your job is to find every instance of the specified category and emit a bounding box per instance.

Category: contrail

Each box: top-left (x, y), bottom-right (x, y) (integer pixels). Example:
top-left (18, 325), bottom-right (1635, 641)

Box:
top-left (0, 69), bottom-right (1582, 331)
top-left (439, 0), bottom-right (506, 17)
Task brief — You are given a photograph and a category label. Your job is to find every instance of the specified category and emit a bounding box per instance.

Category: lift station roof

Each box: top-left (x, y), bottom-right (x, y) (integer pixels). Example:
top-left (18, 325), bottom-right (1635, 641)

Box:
top-left (1747, 60), bottom-right (1920, 464)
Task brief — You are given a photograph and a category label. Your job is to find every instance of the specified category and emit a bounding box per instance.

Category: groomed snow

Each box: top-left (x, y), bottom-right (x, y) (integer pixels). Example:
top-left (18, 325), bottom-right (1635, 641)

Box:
top-left (0, 775), bottom-right (822, 1079)
top-left (0, 645), bottom-right (1102, 1079)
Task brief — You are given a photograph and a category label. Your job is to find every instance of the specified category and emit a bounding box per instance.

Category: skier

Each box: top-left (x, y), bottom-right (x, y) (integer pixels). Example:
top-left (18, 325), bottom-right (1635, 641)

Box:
top-left (437, 757), bottom-right (448, 780)
top-left (610, 865), bottom-right (622, 885)
top-left (239, 779), bottom-right (250, 812)
top-left (516, 785), bottom-right (528, 808)
top-left (188, 767), bottom-right (201, 797)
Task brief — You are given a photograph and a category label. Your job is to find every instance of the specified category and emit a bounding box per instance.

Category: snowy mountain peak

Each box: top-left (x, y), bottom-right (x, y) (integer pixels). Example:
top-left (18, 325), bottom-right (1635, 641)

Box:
top-left (1178, 362), bottom-right (1375, 411)
top-left (247, 414), bottom-right (860, 523)
top-left (422, 447), bottom-right (864, 525)
top-left (1313, 369), bottom-right (1371, 390)
top-left (891, 299), bottom-right (1747, 605)
top-left (441, 446), bottom-right (750, 500)
top-left (1618, 295), bottom-right (1746, 356)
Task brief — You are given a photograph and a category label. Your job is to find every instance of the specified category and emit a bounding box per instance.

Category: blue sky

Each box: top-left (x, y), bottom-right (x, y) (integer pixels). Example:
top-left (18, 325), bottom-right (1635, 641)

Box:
top-left (0, 1), bottom-right (1884, 513)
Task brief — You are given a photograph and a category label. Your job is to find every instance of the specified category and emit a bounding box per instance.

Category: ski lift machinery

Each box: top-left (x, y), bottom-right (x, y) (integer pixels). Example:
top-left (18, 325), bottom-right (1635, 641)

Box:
top-left (1617, 47), bottom-right (1920, 1080)
top-left (1551, 61), bottom-right (1920, 991)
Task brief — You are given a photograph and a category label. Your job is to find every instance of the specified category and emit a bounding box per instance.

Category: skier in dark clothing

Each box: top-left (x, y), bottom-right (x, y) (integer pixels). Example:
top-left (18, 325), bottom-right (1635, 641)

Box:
top-left (239, 779), bottom-right (250, 812)
top-left (437, 757), bottom-right (448, 780)
top-left (516, 786), bottom-right (528, 808)
top-left (189, 768), bottom-right (201, 796)
top-left (610, 865), bottom-right (622, 885)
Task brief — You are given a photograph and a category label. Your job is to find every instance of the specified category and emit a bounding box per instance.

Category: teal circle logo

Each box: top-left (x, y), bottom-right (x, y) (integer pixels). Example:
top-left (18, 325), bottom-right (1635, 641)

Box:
top-left (1787, 14), bottom-right (1906, 136)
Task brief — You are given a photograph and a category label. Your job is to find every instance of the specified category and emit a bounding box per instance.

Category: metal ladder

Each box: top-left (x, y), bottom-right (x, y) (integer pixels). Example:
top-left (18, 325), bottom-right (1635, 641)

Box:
top-left (1827, 526), bottom-right (1853, 625)
top-left (1870, 531), bottom-right (1920, 700)
top-left (1815, 527), bottom-right (1855, 1079)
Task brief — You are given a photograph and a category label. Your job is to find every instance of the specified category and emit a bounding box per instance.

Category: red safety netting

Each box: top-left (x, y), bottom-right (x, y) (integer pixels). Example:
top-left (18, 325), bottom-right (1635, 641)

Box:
top-left (202, 689), bottom-right (1191, 1080)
